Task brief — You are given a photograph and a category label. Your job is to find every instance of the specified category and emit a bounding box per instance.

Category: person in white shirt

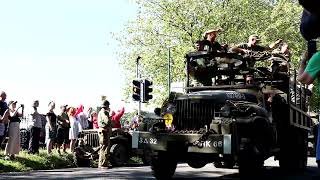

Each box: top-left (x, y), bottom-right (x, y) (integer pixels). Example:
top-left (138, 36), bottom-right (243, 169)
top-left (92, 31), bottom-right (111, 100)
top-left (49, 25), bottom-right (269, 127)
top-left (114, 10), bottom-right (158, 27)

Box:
top-left (28, 100), bottom-right (42, 154)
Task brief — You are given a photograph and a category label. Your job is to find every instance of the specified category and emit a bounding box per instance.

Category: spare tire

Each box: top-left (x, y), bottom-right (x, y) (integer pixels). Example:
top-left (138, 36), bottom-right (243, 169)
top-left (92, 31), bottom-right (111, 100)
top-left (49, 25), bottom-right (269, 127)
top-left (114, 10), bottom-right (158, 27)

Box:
top-left (110, 143), bottom-right (129, 167)
top-left (20, 129), bottom-right (30, 150)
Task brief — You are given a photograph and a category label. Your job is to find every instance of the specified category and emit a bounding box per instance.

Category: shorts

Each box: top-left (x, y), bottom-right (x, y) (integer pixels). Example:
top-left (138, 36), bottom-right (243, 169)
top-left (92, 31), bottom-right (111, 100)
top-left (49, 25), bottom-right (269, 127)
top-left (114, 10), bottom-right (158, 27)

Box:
top-left (56, 127), bottom-right (69, 144)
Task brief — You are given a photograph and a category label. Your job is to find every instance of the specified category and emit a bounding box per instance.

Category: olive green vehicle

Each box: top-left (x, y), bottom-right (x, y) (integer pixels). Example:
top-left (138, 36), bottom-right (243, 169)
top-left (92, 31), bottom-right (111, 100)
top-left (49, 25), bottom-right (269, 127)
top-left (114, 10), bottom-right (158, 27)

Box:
top-left (132, 50), bottom-right (312, 179)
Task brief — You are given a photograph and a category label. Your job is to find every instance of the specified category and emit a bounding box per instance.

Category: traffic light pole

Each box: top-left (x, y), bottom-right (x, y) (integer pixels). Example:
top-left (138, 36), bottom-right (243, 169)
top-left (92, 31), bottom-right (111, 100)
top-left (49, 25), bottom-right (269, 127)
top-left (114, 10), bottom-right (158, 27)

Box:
top-left (136, 56), bottom-right (141, 115)
top-left (168, 47), bottom-right (171, 97)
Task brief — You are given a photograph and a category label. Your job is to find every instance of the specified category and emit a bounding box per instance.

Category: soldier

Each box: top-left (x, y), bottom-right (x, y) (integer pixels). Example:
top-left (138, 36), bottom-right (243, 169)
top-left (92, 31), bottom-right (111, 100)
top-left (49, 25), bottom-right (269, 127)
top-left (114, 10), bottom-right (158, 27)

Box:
top-left (231, 35), bottom-right (282, 68)
top-left (195, 28), bottom-right (225, 52)
top-left (97, 100), bottom-right (112, 168)
top-left (190, 29), bottom-right (225, 86)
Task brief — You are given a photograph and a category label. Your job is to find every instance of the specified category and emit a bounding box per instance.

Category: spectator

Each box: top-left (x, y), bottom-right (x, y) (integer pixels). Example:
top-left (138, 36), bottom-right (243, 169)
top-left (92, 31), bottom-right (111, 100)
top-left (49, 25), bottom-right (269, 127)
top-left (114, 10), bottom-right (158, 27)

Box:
top-left (46, 101), bottom-right (57, 154)
top-left (87, 107), bottom-right (93, 129)
top-left (28, 100), bottom-right (42, 154)
top-left (0, 91), bottom-right (9, 146)
top-left (130, 115), bottom-right (142, 131)
top-left (68, 107), bottom-right (81, 153)
top-left (56, 104), bottom-right (70, 154)
top-left (91, 111), bottom-right (99, 129)
top-left (298, 51), bottom-right (320, 167)
top-left (4, 101), bottom-right (23, 160)
top-left (0, 109), bottom-right (9, 147)
top-left (123, 120), bottom-right (130, 129)
top-left (76, 105), bottom-right (89, 130)
top-left (111, 107), bottom-right (125, 128)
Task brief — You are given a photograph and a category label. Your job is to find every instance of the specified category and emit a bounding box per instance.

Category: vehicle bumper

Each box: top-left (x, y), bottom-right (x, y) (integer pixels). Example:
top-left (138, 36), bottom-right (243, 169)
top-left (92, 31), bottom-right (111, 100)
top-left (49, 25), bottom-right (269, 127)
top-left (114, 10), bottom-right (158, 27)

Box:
top-left (132, 131), bottom-right (232, 154)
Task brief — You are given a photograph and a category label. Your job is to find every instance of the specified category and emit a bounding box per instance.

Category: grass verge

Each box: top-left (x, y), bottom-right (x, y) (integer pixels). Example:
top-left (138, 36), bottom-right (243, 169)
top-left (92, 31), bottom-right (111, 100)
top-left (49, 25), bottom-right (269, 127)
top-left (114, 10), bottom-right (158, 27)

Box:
top-left (0, 149), bottom-right (76, 173)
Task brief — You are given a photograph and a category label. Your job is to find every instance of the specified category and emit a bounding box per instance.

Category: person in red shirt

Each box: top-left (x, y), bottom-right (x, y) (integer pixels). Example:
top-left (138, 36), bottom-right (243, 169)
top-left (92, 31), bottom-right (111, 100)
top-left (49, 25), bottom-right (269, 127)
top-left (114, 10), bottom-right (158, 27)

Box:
top-left (90, 111), bottom-right (99, 129)
top-left (110, 107), bottom-right (125, 128)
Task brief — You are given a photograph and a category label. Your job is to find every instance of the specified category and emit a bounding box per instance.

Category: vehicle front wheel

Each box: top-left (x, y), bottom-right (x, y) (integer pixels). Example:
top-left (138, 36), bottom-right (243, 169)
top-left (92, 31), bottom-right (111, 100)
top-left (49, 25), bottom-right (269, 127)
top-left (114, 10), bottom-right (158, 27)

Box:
top-left (151, 152), bottom-right (177, 180)
top-left (238, 144), bottom-right (264, 176)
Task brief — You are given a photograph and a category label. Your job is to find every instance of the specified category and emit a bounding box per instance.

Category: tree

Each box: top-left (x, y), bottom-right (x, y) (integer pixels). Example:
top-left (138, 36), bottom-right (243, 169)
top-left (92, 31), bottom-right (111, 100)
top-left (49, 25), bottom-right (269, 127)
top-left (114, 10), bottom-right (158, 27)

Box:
top-left (115, 0), bottom-right (305, 107)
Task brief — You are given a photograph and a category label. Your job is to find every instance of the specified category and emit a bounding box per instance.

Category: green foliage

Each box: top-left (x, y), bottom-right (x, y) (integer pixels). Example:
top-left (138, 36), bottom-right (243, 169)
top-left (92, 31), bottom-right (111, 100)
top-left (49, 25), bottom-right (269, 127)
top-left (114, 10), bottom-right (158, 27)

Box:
top-left (115, 0), bottom-right (311, 107)
top-left (0, 149), bottom-right (75, 173)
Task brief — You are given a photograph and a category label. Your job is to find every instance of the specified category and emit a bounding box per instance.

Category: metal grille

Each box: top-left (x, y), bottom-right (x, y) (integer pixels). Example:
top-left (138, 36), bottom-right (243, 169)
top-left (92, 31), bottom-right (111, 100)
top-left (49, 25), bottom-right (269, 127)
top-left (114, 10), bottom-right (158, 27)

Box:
top-left (174, 99), bottom-right (221, 130)
top-left (82, 130), bottom-right (99, 147)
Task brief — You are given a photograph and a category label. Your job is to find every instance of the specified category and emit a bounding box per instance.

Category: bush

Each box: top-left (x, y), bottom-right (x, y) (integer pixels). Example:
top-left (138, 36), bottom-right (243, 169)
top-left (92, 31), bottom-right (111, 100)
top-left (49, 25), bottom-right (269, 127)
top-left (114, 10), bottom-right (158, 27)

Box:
top-left (0, 149), bottom-right (76, 173)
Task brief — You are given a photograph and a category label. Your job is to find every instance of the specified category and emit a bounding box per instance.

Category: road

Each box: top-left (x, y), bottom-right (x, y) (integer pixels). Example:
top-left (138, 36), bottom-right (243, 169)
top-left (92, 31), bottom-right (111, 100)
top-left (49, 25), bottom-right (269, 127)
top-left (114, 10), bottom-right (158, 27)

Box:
top-left (1, 157), bottom-right (319, 180)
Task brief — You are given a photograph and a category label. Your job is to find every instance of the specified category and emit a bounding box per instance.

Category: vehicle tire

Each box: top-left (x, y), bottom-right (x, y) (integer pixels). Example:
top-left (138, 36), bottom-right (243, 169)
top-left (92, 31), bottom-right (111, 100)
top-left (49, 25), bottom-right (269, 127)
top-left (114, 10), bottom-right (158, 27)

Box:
top-left (151, 152), bottom-right (177, 180)
top-left (73, 153), bottom-right (91, 167)
top-left (279, 127), bottom-right (308, 170)
top-left (142, 148), bottom-right (152, 166)
top-left (238, 144), bottom-right (264, 177)
top-left (187, 161), bottom-right (207, 169)
top-left (223, 159), bottom-right (236, 169)
top-left (110, 143), bottom-right (129, 167)
top-left (213, 161), bottom-right (223, 168)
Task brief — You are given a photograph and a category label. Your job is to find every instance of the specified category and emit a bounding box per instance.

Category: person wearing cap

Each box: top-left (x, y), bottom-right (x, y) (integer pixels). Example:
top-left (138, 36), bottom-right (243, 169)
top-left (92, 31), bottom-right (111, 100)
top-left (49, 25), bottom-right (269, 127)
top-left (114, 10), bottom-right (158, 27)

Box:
top-left (231, 35), bottom-right (282, 68)
top-left (4, 101), bottom-right (23, 160)
top-left (190, 29), bottom-right (226, 86)
top-left (28, 100), bottom-right (42, 154)
top-left (98, 100), bottom-right (112, 168)
top-left (231, 34), bottom-right (282, 54)
top-left (195, 28), bottom-right (225, 52)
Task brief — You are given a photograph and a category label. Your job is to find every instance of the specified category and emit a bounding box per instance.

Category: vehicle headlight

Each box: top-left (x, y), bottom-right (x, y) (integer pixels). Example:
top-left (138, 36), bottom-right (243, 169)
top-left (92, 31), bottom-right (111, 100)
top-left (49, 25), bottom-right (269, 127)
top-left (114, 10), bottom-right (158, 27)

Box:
top-left (163, 113), bottom-right (173, 128)
top-left (220, 105), bottom-right (231, 117)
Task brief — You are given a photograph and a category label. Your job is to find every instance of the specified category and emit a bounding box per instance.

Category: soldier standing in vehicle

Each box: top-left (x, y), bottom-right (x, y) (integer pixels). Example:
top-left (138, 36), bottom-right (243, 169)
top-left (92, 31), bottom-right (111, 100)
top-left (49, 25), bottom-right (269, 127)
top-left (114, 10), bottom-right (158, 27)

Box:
top-left (191, 29), bottom-right (225, 86)
top-left (98, 100), bottom-right (112, 168)
top-left (195, 28), bottom-right (225, 52)
top-left (231, 34), bottom-right (282, 53)
top-left (231, 35), bottom-right (282, 68)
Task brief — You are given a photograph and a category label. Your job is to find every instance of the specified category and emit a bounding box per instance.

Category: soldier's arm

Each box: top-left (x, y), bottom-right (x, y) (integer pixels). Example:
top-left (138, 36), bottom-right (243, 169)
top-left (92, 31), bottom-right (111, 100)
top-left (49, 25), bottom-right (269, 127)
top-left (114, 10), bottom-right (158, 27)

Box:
top-left (230, 43), bottom-right (248, 54)
top-left (268, 39), bottom-right (283, 50)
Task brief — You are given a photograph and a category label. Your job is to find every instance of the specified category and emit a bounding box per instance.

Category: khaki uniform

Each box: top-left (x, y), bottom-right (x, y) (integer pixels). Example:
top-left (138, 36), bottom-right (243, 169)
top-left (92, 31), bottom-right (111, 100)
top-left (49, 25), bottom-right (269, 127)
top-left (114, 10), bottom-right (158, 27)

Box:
top-left (97, 108), bottom-right (112, 168)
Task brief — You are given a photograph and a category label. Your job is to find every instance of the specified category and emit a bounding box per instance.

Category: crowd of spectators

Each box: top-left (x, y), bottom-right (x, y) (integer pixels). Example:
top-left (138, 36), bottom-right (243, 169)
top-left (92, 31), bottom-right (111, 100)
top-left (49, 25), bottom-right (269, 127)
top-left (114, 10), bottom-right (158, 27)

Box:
top-left (0, 90), bottom-right (134, 160)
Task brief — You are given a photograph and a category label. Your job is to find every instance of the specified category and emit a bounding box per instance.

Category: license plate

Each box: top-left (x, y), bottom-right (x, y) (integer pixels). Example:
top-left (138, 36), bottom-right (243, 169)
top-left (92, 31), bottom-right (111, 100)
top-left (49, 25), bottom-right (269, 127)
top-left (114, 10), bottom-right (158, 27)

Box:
top-left (187, 134), bottom-right (231, 154)
top-left (132, 131), bottom-right (231, 154)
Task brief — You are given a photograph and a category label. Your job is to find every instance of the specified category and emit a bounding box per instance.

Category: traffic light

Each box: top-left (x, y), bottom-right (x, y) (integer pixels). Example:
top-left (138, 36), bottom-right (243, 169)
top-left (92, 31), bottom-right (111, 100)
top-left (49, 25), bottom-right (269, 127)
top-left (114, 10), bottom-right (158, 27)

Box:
top-left (142, 79), bottom-right (153, 102)
top-left (132, 79), bottom-right (141, 101)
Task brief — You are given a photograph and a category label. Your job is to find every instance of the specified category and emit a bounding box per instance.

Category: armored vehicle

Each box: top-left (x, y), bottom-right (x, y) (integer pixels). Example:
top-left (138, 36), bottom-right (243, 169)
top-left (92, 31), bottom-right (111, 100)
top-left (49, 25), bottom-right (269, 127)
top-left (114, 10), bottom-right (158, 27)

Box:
top-left (132, 49), bottom-right (312, 179)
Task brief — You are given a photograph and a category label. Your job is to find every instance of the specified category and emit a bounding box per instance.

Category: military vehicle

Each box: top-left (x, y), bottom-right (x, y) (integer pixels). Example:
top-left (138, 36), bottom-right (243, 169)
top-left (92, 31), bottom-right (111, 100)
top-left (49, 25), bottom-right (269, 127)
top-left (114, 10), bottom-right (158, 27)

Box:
top-left (74, 128), bottom-right (152, 167)
top-left (131, 49), bottom-right (312, 179)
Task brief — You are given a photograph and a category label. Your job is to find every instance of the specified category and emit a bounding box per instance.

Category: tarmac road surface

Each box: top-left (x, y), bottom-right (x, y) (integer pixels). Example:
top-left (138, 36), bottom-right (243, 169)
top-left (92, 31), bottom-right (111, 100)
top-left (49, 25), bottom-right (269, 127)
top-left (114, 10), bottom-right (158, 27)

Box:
top-left (1, 157), bottom-right (319, 179)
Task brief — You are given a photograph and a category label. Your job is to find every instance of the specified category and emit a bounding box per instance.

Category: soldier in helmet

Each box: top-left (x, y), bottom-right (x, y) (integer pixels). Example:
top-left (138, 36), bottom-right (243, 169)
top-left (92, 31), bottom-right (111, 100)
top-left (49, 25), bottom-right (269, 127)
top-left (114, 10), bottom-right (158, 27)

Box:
top-left (98, 100), bottom-right (112, 168)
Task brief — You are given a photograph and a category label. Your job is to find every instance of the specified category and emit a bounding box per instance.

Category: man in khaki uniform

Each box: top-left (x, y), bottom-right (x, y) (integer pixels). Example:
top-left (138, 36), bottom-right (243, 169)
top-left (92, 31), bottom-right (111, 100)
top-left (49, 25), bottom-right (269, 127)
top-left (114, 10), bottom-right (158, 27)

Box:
top-left (98, 100), bottom-right (112, 168)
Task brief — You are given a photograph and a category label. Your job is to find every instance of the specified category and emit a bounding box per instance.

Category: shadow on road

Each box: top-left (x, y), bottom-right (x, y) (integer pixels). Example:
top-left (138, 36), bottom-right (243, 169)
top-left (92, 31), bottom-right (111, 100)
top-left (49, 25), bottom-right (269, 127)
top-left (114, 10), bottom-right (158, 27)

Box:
top-left (173, 166), bottom-right (320, 180)
top-left (1, 165), bottom-right (320, 180)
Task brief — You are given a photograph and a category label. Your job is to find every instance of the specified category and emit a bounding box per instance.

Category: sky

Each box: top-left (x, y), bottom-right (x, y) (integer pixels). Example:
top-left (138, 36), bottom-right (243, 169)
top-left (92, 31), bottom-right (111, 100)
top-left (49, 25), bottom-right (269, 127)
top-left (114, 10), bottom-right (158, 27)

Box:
top-left (0, 0), bottom-right (138, 112)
